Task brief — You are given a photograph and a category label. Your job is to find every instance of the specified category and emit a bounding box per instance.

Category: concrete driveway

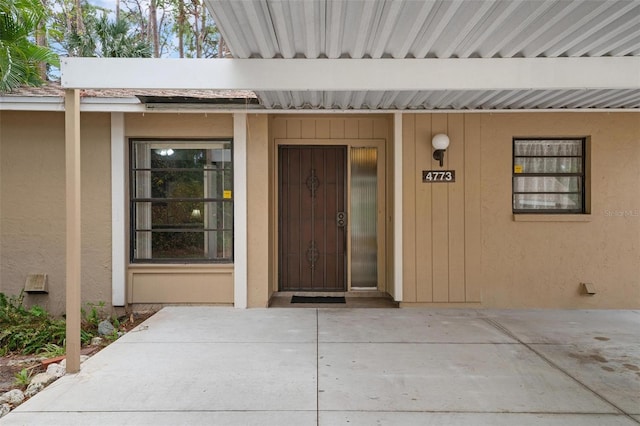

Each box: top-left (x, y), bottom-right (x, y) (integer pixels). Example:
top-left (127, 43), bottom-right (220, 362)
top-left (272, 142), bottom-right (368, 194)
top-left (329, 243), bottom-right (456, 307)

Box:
top-left (2, 308), bottom-right (639, 425)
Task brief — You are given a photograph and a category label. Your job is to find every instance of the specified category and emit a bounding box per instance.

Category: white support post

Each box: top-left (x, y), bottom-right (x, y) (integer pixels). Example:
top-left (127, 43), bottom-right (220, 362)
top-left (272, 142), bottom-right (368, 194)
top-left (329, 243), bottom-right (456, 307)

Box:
top-left (65, 89), bottom-right (81, 373)
top-left (233, 113), bottom-right (248, 308)
top-left (111, 113), bottom-right (126, 306)
top-left (393, 112), bottom-right (403, 303)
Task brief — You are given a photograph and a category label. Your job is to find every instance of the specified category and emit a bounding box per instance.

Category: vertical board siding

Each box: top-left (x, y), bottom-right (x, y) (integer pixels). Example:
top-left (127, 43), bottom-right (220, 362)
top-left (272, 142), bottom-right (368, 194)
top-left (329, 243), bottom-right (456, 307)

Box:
top-left (358, 119), bottom-right (374, 139)
top-left (373, 119), bottom-right (388, 140)
top-left (274, 117), bottom-right (391, 140)
top-left (301, 119), bottom-right (316, 138)
top-left (448, 114), bottom-right (466, 302)
top-left (316, 118), bottom-right (331, 139)
top-left (287, 119), bottom-right (301, 138)
top-left (464, 115), bottom-right (483, 302)
top-left (345, 120), bottom-right (359, 139)
top-left (414, 115), bottom-right (433, 302)
top-left (272, 118), bottom-right (287, 139)
top-left (430, 114), bottom-right (450, 302)
top-left (402, 115), bottom-right (417, 302)
top-left (405, 113), bottom-right (480, 303)
top-left (274, 114), bottom-right (480, 303)
top-left (330, 119), bottom-right (345, 139)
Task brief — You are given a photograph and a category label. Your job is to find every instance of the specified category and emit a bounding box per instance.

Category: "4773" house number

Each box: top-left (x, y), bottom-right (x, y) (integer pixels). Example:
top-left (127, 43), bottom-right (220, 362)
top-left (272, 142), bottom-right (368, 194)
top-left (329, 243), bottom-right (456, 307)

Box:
top-left (422, 170), bottom-right (455, 183)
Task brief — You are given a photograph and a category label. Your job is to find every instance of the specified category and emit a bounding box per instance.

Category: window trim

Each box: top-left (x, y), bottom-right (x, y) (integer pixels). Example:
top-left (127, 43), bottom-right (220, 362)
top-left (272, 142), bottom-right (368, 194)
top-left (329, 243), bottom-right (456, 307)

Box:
top-left (512, 137), bottom-right (587, 215)
top-left (129, 137), bottom-right (234, 264)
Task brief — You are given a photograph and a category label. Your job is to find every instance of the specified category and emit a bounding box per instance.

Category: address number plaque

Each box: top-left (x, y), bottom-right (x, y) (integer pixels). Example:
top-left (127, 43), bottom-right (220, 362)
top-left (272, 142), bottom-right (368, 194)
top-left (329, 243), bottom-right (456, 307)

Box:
top-left (422, 170), bottom-right (455, 183)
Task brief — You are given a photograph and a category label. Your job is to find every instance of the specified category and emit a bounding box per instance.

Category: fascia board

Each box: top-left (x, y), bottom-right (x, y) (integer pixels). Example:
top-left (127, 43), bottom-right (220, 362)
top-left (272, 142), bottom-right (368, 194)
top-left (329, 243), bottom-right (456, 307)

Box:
top-left (60, 57), bottom-right (640, 91)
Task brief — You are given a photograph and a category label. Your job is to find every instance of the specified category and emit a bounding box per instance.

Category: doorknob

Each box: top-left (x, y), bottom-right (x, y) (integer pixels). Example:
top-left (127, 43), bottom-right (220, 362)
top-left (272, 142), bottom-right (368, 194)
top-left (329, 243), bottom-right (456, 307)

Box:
top-left (337, 212), bottom-right (347, 227)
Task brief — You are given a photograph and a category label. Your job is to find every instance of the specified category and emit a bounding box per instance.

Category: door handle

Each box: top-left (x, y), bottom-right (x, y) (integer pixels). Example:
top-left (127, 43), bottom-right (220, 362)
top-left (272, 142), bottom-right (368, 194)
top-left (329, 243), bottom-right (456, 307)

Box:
top-left (337, 212), bottom-right (346, 227)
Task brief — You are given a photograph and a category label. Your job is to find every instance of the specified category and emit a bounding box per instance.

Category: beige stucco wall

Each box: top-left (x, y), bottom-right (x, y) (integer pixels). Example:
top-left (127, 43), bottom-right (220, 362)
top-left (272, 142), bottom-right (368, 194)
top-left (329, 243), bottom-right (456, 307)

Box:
top-left (480, 112), bottom-right (639, 308)
top-left (0, 111), bottom-right (112, 315)
top-left (402, 112), bottom-right (640, 309)
top-left (1, 110), bottom-right (637, 312)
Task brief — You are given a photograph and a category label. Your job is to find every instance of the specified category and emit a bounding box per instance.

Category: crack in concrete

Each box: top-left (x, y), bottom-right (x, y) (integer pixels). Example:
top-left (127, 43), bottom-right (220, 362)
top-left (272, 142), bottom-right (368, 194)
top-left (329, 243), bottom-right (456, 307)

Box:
top-left (481, 316), bottom-right (640, 425)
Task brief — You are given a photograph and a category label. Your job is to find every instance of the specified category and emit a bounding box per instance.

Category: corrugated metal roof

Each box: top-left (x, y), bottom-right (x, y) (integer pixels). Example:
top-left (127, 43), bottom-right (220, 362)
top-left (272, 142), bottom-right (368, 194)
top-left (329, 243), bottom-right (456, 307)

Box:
top-left (207, 0), bottom-right (640, 59)
top-left (206, 0), bottom-right (640, 110)
top-left (255, 89), bottom-right (640, 110)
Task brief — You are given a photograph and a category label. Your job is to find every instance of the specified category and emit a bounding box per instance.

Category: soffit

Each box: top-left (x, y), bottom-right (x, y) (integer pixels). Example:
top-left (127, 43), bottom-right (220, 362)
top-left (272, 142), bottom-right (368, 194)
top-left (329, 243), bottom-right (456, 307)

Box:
top-left (206, 0), bottom-right (640, 110)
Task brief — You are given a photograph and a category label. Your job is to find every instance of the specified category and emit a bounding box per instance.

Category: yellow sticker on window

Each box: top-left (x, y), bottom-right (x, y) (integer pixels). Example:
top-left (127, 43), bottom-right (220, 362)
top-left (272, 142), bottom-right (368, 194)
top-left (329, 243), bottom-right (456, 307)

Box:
top-left (514, 165), bottom-right (523, 174)
top-left (223, 190), bottom-right (232, 199)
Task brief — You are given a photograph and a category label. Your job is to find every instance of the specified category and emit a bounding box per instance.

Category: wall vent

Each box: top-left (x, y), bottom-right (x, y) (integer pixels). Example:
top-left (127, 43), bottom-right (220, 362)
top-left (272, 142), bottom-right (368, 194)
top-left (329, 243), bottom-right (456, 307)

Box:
top-left (580, 282), bottom-right (596, 296)
top-left (24, 273), bottom-right (48, 293)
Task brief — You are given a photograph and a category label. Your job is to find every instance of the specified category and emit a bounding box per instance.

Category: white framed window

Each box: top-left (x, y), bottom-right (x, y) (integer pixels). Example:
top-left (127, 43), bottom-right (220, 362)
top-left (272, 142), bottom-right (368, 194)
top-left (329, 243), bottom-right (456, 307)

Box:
top-left (130, 139), bottom-right (233, 262)
top-left (513, 138), bottom-right (586, 214)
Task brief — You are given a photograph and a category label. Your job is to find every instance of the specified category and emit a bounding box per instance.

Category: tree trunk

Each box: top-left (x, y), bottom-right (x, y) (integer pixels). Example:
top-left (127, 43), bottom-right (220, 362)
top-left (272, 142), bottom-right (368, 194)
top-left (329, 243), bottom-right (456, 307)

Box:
top-left (74, 0), bottom-right (85, 34)
top-left (192, 0), bottom-right (201, 58)
top-left (178, 0), bottom-right (185, 58)
top-left (36, 0), bottom-right (48, 79)
top-left (199, 6), bottom-right (205, 58)
top-left (218, 35), bottom-right (225, 58)
top-left (149, 0), bottom-right (160, 57)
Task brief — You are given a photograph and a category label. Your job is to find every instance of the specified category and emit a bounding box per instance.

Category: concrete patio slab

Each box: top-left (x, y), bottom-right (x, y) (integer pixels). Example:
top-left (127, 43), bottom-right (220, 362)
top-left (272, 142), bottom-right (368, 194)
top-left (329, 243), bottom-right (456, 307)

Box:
top-left (12, 341), bottom-right (317, 412)
top-left (3, 411), bottom-right (317, 426)
top-left (117, 306), bottom-right (317, 343)
top-left (481, 310), bottom-right (639, 344)
top-left (1, 308), bottom-right (638, 426)
top-left (320, 412), bottom-right (639, 425)
top-left (530, 343), bottom-right (640, 414)
top-left (317, 342), bottom-right (618, 413)
top-left (318, 309), bottom-right (515, 343)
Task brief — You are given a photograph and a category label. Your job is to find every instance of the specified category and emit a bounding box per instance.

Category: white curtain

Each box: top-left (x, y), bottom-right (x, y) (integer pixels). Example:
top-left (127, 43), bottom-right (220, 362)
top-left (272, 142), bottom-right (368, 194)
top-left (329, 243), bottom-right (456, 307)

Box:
top-left (514, 140), bottom-right (581, 210)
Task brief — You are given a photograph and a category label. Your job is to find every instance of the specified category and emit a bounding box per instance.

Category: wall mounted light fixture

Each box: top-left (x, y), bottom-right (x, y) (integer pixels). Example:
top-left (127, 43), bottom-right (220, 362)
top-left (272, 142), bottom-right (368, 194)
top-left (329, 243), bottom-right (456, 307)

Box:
top-left (432, 133), bottom-right (450, 167)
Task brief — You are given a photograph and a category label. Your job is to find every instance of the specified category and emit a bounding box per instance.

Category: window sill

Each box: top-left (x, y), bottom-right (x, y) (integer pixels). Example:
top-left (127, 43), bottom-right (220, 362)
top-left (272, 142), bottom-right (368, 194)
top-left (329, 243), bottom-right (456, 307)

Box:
top-left (128, 263), bottom-right (233, 270)
top-left (513, 214), bottom-right (592, 222)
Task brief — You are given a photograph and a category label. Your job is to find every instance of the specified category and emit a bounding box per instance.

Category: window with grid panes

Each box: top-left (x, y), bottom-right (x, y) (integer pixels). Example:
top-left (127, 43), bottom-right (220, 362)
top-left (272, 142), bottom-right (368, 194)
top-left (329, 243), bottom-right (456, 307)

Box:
top-left (130, 139), bottom-right (233, 262)
top-left (513, 138), bottom-right (585, 213)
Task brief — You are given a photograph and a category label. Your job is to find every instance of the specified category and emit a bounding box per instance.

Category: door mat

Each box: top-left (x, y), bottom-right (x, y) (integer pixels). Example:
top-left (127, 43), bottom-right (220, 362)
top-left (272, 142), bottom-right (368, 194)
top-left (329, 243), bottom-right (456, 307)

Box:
top-left (291, 296), bottom-right (346, 304)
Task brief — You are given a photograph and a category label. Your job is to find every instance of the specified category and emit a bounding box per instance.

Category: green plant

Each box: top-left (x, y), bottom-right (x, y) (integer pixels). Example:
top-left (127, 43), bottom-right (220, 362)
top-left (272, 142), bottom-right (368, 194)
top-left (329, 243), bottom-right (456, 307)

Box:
top-left (82, 301), bottom-right (106, 329)
top-left (37, 342), bottom-right (65, 358)
top-left (0, 291), bottom-right (66, 355)
top-left (14, 368), bottom-right (32, 387)
top-left (0, 293), bottom-right (126, 356)
top-left (105, 326), bottom-right (123, 342)
top-left (80, 300), bottom-right (125, 345)
top-left (80, 329), bottom-right (93, 346)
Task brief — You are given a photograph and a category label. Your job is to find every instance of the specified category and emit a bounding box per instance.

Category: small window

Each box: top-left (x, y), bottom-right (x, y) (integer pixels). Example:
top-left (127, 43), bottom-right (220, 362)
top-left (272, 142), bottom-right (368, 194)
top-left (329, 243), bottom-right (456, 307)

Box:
top-left (130, 139), bottom-right (233, 262)
top-left (513, 138), bottom-right (586, 214)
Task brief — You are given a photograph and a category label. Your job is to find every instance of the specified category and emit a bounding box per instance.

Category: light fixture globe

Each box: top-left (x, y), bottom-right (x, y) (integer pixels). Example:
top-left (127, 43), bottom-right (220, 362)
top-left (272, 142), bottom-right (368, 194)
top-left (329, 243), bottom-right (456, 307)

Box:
top-left (431, 133), bottom-right (450, 167)
top-left (431, 133), bottom-right (450, 150)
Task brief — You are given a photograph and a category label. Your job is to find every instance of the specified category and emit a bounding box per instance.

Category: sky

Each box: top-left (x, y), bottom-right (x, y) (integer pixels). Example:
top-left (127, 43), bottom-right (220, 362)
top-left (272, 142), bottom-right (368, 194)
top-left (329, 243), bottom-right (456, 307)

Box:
top-left (92, 0), bottom-right (118, 11)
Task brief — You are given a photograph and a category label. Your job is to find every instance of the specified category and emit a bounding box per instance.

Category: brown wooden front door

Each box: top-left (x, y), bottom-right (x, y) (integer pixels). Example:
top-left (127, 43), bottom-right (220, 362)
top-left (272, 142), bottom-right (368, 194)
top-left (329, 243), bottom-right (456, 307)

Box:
top-left (279, 146), bottom-right (347, 291)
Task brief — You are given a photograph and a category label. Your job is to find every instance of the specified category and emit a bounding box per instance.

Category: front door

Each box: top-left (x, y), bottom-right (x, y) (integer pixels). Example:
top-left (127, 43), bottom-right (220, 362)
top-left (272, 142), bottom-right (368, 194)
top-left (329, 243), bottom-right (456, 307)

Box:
top-left (279, 146), bottom-right (347, 291)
